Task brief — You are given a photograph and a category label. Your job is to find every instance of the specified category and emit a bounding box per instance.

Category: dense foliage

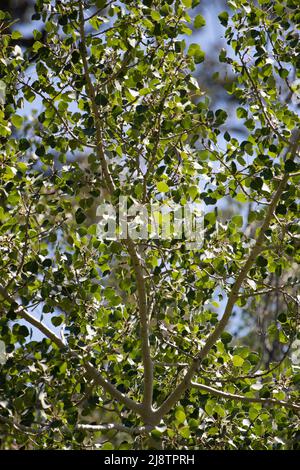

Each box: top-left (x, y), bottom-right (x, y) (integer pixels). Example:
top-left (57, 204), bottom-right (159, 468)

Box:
top-left (0, 0), bottom-right (299, 450)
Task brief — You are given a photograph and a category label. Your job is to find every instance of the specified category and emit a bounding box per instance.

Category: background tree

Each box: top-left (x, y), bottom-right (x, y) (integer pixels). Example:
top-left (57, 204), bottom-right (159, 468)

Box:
top-left (0, 0), bottom-right (299, 450)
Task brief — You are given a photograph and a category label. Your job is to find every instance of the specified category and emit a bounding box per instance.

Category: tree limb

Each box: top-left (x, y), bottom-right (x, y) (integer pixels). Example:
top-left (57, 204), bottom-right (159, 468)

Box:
top-left (191, 381), bottom-right (300, 412)
top-left (0, 414), bottom-right (153, 436)
top-left (153, 132), bottom-right (300, 422)
top-left (78, 2), bottom-right (153, 416)
top-left (0, 413), bottom-right (43, 435)
top-left (76, 422), bottom-right (153, 434)
top-left (0, 285), bottom-right (141, 415)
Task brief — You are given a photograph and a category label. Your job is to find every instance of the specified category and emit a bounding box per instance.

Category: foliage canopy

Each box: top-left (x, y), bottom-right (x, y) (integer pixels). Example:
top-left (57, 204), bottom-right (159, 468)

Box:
top-left (0, 0), bottom-right (300, 450)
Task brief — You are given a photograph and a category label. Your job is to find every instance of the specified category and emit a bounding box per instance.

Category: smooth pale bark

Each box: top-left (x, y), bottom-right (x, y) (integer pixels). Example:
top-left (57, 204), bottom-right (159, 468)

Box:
top-left (191, 382), bottom-right (300, 412)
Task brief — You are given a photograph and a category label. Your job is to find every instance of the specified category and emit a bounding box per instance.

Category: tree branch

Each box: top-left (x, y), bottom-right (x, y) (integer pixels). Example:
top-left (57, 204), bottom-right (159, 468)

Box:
top-left (0, 285), bottom-right (141, 415)
top-left (0, 413), bottom-right (43, 435)
top-left (191, 382), bottom-right (300, 412)
top-left (78, 2), bottom-right (153, 417)
top-left (0, 414), bottom-right (153, 437)
top-left (123, 238), bottom-right (153, 413)
top-left (78, 2), bottom-right (115, 194)
top-left (17, 79), bottom-right (96, 150)
top-left (153, 132), bottom-right (300, 422)
top-left (76, 422), bottom-right (153, 434)
top-left (0, 285), bottom-right (65, 349)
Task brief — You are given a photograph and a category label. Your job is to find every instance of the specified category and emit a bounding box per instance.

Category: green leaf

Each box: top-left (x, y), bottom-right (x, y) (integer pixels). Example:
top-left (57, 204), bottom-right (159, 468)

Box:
top-left (96, 0), bottom-right (106, 8)
top-left (18, 325), bottom-right (29, 337)
top-left (285, 159), bottom-right (297, 172)
top-left (11, 114), bottom-right (23, 129)
top-left (194, 14), bottom-right (206, 29)
top-left (188, 185), bottom-right (198, 199)
top-left (179, 426), bottom-right (190, 438)
top-left (150, 10), bottom-right (160, 22)
top-left (221, 332), bottom-right (232, 344)
top-left (236, 107), bottom-right (247, 119)
top-left (95, 94), bottom-right (108, 106)
top-left (182, 0), bottom-right (192, 7)
top-left (175, 407), bottom-right (186, 424)
top-left (224, 131), bottom-right (231, 141)
top-left (32, 41), bottom-right (43, 52)
top-left (102, 442), bottom-right (114, 450)
top-left (187, 43), bottom-right (205, 64)
top-left (232, 215), bottom-right (243, 227)
top-left (235, 193), bottom-right (248, 203)
top-left (256, 255), bottom-right (268, 267)
top-left (215, 404), bottom-right (226, 418)
top-left (51, 316), bottom-right (63, 327)
top-left (11, 30), bottom-right (23, 40)
top-left (24, 260), bottom-right (39, 273)
top-left (278, 313), bottom-right (287, 323)
top-left (232, 355), bottom-right (244, 367)
top-left (75, 208), bottom-right (86, 224)
top-left (250, 177), bottom-right (263, 190)
top-left (156, 181), bottom-right (169, 193)
top-left (218, 11), bottom-right (229, 26)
